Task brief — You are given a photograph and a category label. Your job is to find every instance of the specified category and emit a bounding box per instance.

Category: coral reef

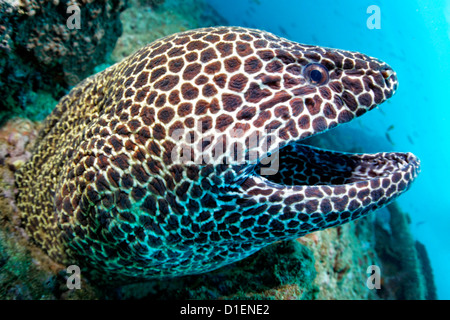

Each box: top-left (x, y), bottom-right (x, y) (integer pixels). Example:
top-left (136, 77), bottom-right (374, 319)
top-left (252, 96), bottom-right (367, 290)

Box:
top-left (0, 0), bottom-right (128, 122)
top-left (111, 0), bottom-right (226, 63)
top-left (372, 202), bottom-right (430, 299)
top-left (415, 240), bottom-right (438, 300)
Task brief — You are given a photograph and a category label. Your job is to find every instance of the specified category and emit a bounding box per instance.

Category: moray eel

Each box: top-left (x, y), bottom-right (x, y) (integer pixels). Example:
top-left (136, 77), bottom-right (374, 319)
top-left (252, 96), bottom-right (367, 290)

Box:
top-left (16, 27), bottom-right (420, 283)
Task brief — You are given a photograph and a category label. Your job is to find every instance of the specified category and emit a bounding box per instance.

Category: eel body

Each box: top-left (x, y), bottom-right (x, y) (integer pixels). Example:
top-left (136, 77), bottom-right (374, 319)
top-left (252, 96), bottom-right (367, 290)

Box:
top-left (15, 27), bottom-right (420, 282)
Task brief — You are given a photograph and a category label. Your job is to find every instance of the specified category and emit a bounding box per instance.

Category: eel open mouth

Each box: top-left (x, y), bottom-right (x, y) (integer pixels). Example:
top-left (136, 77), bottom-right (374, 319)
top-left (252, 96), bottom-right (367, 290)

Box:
top-left (260, 143), bottom-right (420, 189)
top-left (237, 135), bottom-right (422, 233)
top-left (238, 140), bottom-right (421, 237)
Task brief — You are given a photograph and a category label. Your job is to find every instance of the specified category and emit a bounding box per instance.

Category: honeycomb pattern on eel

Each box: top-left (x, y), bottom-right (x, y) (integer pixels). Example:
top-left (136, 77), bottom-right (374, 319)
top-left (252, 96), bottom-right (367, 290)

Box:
top-left (15, 27), bottom-right (420, 283)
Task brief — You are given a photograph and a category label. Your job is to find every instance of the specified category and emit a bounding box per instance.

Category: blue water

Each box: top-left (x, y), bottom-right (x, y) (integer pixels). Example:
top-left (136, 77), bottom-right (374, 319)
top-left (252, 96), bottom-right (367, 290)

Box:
top-left (207, 0), bottom-right (450, 299)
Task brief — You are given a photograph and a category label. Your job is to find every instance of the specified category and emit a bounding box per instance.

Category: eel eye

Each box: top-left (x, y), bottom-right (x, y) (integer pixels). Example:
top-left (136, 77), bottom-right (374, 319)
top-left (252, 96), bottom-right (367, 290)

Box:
top-left (304, 63), bottom-right (329, 86)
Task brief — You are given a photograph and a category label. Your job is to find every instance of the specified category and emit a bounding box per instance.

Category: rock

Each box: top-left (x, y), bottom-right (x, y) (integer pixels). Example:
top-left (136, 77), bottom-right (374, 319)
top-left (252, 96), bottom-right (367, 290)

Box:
top-left (108, 240), bottom-right (317, 300)
top-left (111, 0), bottom-right (226, 63)
top-left (415, 240), bottom-right (438, 300)
top-left (138, 0), bottom-right (165, 8)
top-left (0, 0), bottom-right (128, 121)
top-left (373, 203), bottom-right (429, 299)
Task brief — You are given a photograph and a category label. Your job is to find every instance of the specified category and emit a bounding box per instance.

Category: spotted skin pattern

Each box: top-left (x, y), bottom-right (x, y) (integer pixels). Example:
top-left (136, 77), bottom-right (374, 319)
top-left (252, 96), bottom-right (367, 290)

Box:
top-left (16, 27), bottom-right (420, 282)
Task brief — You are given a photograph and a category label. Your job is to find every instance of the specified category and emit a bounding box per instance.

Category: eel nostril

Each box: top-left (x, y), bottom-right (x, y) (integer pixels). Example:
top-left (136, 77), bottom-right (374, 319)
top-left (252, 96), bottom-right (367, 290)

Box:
top-left (381, 67), bottom-right (394, 80)
top-left (380, 66), bottom-right (396, 88)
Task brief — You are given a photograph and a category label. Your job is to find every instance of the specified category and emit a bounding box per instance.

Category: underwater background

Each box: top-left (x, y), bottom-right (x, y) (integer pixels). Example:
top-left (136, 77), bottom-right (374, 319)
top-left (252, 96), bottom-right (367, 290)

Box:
top-left (206, 0), bottom-right (450, 299)
top-left (0, 0), bottom-right (447, 299)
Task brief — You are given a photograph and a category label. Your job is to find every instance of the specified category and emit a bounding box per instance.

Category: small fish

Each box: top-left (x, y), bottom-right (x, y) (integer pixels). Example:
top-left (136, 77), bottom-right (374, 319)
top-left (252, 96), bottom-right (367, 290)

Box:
top-left (385, 132), bottom-right (395, 145)
top-left (278, 26), bottom-right (289, 37)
